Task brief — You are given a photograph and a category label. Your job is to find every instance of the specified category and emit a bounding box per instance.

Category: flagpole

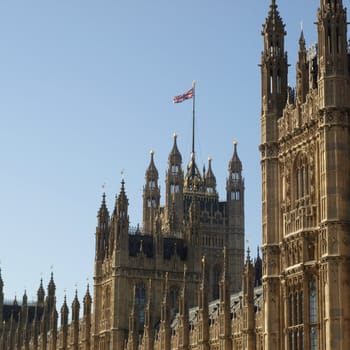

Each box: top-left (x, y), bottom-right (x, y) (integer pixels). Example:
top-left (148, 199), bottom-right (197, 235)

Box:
top-left (192, 80), bottom-right (196, 156)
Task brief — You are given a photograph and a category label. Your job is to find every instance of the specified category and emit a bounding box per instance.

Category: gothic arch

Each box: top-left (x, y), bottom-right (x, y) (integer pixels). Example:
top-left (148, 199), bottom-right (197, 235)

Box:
top-left (293, 152), bottom-right (310, 204)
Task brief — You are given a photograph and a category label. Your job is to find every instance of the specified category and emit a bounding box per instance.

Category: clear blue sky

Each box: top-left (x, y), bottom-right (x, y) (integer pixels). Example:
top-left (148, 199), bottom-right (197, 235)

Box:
top-left (0, 1), bottom-right (328, 309)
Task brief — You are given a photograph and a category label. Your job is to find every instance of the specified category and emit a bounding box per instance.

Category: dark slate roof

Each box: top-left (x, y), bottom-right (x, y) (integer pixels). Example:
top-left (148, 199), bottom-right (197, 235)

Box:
top-left (129, 234), bottom-right (154, 258)
top-left (3, 304), bottom-right (44, 324)
top-left (163, 238), bottom-right (187, 261)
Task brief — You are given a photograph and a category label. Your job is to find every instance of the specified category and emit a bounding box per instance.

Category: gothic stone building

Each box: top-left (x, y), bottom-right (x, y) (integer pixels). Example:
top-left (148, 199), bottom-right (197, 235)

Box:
top-left (1, 0), bottom-right (350, 349)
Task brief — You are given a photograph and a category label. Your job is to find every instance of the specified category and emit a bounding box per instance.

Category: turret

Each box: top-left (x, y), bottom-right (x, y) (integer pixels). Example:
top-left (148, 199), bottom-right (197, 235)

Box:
top-left (317, 0), bottom-right (350, 108)
top-left (60, 296), bottom-right (69, 350)
top-left (115, 179), bottom-right (130, 254)
top-left (254, 247), bottom-right (263, 287)
top-left (71, 291), bottom-right (80, 350)
top-left (95, 192), bottom-right (110, 262)
top-left (37, 278), bottom-right (45, 307)
top-left (82, 285), bottom-right (92, 350)
top-left (261, 0), bottom-right (288, 117)
top-left (184, 153), bottom-right (203, 193)
top-left (242, 247), bottom-right (256, 350)
top-left (260, 3), bottom-right (285, 348)
top-left (142, 150), bottom-right (160, 234)
top-left (226, 141), bottom-right (245, 293)
top-left (204, 157), bottom-right (217, 196)
top-left (296, 30), bottom-right (309, 104)
top-left (165, 133), bottom-right (184, 231)
top-left (47, 272), bottom-right (56, 312)
top-left (226, 141), bottom-right (244, 224)
top-left (187, 189), bottom-right (200, 245)
top-left (22, 291), bottom-right (29, 349)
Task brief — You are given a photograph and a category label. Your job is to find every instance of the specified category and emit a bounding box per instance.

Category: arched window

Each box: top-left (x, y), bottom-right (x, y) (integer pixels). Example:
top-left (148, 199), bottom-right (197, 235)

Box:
top-left (270, 70), bottom-right (273, 94)
top-left (328, 22), bottom-right (332, 54)
top-left (277, 70), bottom-right (281, 93)
top-left (136, 284), bottom-right (146, 326)
top-left (287, 284), bottom-right (304, 349)
top-left (231, 190), bottom-right (240, 200)
top-left (148, 180), bottom-right (156, 189)
top-left (231, 172), bottom-right (240, 181)
top-left (147, 198), bottom-right (157, 208)
top-left (294, 153), bottom-right (309, 202)
top-left (101, 285), bottom-right (111, 328)
top-left (171, 164), bottom-right (179, 175)
top-left (170, 184), bottom-right (180, 193)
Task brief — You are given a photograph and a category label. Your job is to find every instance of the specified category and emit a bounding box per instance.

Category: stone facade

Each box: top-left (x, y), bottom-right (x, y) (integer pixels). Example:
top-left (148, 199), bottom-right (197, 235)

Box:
top-left (260, 0), bottom-right (350, 349)
top-left (1, 0), bottom-right (350, 349)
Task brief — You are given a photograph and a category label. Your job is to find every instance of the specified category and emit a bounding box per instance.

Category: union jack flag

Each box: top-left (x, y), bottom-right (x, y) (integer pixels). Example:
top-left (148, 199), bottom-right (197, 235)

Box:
top-left (173, 88), bottom-right (194, 103)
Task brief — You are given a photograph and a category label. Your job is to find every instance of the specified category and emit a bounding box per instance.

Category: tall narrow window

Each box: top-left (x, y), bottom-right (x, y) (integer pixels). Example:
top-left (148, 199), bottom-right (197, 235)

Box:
top-left (169, 286), bottom-right (179, 316)
top-left (309, 278), bottom-right (318, 350)
top-left (276, 40), bottom-right (280, 55)
top-left (336, 27), bottom-right (340, 53)
top-left (148, 180), bottom-right (156, 189)
top-left (232, 172), bottom-right (240, 181)
top-left (328, 24), bottom-right (332, 54)
top-left (231, 190), bottom-right (240, 200)
top-left (277, 70), bottom-right (281, 94)
top-left (270, 71), bottom-right (273, 94)
top-left (171, 184), bottom-right (180, 193)
top-left (171, 164), bottom-right (179, 175)
top-left (212, 266), bottom-right (221, 300)
top-left (136, 285), bottom-right (146, 327)
top-left (295, 154), bottom-right (309, 202)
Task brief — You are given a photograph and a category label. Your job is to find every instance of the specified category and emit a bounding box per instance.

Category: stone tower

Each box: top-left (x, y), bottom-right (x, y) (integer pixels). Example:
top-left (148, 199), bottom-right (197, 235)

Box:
top-left (260, 0), bottom-right (288, 347)
top-left (92, 134), bottom-right (245, 349)
top-left (260, 0), bottom-right (350, 349)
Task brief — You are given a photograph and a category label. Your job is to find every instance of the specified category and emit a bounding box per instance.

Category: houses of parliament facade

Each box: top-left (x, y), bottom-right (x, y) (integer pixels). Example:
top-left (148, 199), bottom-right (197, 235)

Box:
top-left (1, 0), bottom-right (350, 348)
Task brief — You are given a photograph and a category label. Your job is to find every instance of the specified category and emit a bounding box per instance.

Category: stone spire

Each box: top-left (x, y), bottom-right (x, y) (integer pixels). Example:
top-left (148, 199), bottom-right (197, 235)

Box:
top-left (96, 192), bottom-right (110, 261)
top-left (37, 278), bottom-right (45, 306)
top-left (165, 133), bottom-right (184, 229)
top-left (296, 29), bottom-right (309, 104)
top-left (204, 157), bottom-right (217, 195)
top-left (60, 295), bottom-right (69, 350)
top-left (142, 150), bottom-right (160, 234)
top-left (71, 290), bottom-right (80, 350)
top-left (317, 0), bottom-right (350, 108)
top-left (261, 0), bottom-right (288, 115)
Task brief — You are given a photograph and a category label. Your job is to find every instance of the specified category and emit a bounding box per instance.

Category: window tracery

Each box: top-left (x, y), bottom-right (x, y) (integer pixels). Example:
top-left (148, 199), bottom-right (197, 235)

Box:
top-left (294, 153), bottom-right (309, 201)
top-left (286, 276), bottom-right (318, 350)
